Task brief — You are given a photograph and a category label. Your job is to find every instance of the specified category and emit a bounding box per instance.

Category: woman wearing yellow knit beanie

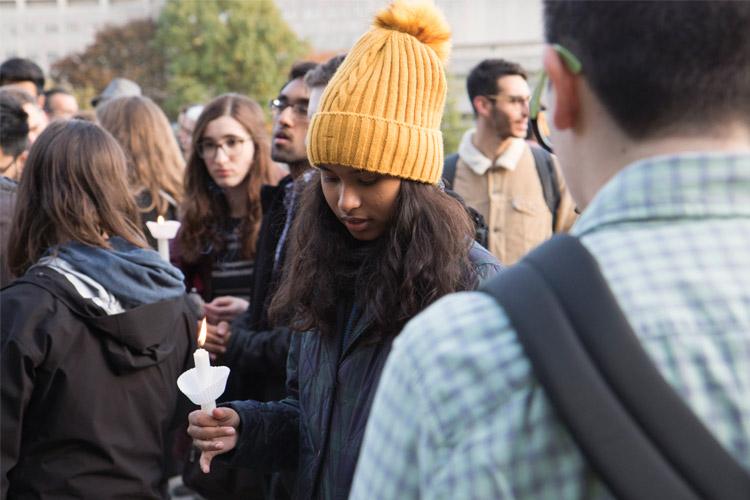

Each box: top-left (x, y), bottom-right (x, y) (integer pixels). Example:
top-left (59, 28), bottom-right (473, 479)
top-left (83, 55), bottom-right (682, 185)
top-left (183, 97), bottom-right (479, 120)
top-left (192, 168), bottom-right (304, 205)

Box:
top-left (186, 2), bottom-right (502, 498)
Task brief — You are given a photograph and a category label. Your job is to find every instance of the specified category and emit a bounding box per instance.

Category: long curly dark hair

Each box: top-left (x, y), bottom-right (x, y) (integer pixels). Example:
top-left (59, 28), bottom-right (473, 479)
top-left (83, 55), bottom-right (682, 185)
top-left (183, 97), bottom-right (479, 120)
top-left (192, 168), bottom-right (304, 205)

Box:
top-left (269, 171), bottom-right (476, 339)
top-left (177, 94), bottom-right (275, 262)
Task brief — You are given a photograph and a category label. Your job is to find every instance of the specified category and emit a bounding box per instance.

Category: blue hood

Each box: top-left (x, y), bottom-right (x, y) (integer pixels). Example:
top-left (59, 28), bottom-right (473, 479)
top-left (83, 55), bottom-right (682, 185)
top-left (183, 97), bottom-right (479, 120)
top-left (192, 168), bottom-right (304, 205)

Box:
top-left (51, 237), bottom-right (185, 309)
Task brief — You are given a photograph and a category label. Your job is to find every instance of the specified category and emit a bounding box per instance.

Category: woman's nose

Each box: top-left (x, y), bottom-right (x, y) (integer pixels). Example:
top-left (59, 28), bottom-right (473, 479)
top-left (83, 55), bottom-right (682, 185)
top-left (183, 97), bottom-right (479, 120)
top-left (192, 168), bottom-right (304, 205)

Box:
top-left (338, 185), bottom-right (361, 212)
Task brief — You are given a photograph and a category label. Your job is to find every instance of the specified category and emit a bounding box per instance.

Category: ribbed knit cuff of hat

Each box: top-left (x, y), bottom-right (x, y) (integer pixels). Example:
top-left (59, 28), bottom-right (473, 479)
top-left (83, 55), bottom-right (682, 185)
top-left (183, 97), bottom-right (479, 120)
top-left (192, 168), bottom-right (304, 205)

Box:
top-left (307, 111), bottom-right (444, 184)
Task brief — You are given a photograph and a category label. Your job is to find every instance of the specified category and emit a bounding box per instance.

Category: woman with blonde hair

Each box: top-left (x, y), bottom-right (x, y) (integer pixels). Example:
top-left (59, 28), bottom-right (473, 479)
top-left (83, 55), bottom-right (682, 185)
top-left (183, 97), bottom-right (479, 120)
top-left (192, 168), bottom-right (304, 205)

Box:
top-left (97, 95), bottom-right (185, 247)
top-left (174, 93), bottom-right (284, 326)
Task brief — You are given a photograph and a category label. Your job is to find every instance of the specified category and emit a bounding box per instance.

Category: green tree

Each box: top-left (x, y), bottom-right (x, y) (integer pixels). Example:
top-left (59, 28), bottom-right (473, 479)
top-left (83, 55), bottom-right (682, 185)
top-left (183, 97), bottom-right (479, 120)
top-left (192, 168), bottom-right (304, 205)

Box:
top-left (441, 72), bottom-right (473, 154)
top-left (51, 19), bottom-right (167, 110)
top-left (441, 93), bottom-right (466, 155)
top-left (155, 0), bottom-right (309, 117)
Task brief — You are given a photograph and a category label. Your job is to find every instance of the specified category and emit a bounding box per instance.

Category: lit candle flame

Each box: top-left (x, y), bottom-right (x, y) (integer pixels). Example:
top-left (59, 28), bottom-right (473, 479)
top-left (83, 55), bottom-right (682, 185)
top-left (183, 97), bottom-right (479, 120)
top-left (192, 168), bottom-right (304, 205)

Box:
top-left (157, 215), bottom-right (165, 224)
top-left (198, 318), bottom-right (207, 347)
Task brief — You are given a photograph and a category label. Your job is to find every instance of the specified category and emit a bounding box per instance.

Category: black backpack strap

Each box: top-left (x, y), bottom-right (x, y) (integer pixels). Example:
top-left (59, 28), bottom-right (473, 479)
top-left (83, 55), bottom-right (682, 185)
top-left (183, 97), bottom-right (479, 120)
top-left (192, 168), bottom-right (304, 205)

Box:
top-left (442, 153), bottom-right (459, 190)
top-left (530, 144), bottom-right (561, 230)
top-left (480, 234), bottom-right (750, 500)
top-left (444, 187), bottom-right (489, 249)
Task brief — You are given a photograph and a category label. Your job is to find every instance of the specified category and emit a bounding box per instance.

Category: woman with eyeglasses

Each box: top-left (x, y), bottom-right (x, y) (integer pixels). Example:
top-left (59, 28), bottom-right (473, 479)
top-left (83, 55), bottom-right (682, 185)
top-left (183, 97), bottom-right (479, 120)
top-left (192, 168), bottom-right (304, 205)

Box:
top-left (174, 93), bottom-right (285, 327)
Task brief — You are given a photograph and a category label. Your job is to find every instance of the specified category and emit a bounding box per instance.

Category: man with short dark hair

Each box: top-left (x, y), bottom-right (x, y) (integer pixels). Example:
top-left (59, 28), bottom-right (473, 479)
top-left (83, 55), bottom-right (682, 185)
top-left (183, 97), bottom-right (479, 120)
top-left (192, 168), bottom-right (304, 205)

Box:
top-left (269, 61), bottom-right (317, 177)
top-left (352, 2), bottom-right (750, 498)
top-left (0, 58), bottom-right (45, 108)
top-left (0, 90), bottom-right (30, 286)
top-left (43, 88), bottom-right (78, 120)
top-left (450, 58), bottom-right (577, 264)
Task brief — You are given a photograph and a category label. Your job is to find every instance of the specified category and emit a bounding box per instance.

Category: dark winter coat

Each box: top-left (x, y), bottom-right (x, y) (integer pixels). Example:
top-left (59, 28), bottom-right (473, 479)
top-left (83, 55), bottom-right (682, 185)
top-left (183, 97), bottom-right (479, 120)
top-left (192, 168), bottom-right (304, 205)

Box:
top-left (222, 243), bottom-right (502, 499)
top-left (222, 175), bottom-right (296, 403)
top-left (1, 266), bottom-right (195, 499)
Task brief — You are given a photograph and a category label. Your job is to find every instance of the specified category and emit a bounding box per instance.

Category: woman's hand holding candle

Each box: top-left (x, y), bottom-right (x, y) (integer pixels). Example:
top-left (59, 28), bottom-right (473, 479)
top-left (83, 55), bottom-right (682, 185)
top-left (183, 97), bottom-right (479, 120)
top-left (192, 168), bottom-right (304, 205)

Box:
top-left (177, 318), bottom-right (234, 467)
top-left (187, 407), bottom-right (240, 473)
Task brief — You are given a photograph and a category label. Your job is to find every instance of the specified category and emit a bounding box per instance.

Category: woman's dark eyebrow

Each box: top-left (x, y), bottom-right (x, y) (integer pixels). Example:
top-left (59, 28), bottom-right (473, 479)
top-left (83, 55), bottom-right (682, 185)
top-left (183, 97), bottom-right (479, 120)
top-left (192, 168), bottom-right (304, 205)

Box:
top-left (201, 134), bottom-right (246, 142)
top-left (318, 165), bottom-right (331, 172)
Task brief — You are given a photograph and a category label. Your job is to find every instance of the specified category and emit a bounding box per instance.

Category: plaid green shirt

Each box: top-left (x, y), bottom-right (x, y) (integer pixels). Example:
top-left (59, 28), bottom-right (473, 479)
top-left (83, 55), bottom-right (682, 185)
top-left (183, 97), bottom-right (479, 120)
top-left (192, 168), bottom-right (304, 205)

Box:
top-left (350, 152), bottom-right (750, 499)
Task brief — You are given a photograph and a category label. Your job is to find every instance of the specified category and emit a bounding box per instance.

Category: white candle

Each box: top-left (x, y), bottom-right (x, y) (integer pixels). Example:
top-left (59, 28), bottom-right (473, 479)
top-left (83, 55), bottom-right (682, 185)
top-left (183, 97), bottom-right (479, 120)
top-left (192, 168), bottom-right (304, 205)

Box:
top-left (194, 318), bottom-right (215, 412)
top-left (194, 347), bottom-right (211, 378)
top-left (145, 216), bottom-right (181, 263)
top-left (177, 318), bottom-right (231, 414)
top-left (157, 238), bottom-right (170, 263)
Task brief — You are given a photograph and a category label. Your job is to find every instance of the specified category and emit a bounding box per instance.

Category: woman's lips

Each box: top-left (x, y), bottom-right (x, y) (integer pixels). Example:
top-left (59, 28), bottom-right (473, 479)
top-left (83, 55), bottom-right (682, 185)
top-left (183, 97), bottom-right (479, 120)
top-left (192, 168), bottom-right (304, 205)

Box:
top-left (342, 217), bottom-right (371, 232)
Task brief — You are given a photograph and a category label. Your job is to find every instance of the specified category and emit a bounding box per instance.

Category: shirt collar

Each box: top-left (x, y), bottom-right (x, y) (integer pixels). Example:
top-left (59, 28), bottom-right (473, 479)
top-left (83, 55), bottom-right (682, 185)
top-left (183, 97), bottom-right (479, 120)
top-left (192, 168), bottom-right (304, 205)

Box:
top-left (458, 129), bottom-right (527, 175)
top-left (573, 151), bottom-right (750, 237)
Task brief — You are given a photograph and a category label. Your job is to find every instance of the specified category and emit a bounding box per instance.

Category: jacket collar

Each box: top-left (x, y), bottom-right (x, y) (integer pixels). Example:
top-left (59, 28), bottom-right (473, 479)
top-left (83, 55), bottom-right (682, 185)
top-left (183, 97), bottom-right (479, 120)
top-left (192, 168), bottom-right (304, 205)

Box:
top-left (458, 129), bottom-right (527, 175)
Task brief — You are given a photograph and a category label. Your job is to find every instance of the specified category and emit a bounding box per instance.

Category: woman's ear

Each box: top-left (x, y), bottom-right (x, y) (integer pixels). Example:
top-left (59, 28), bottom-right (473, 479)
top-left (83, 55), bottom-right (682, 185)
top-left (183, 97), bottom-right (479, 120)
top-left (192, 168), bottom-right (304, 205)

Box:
top-left (544, 45), bottom-right (580, 131)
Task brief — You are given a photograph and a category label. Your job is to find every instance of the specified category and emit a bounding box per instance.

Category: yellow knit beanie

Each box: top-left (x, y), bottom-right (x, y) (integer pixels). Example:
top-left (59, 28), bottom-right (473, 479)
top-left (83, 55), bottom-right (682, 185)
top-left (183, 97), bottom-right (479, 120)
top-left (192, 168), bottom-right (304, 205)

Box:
top-left (307, 0), bottom-right (451, 184)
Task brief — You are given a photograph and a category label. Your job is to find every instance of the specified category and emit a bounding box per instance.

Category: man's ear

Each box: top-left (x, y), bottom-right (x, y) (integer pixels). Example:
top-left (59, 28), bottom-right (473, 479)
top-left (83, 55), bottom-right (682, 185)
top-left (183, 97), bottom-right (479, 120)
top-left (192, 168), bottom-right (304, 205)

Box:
top-left (472, 95), bottom-right (491, 118)
top-left (543, 45), bottom-right (579, 130)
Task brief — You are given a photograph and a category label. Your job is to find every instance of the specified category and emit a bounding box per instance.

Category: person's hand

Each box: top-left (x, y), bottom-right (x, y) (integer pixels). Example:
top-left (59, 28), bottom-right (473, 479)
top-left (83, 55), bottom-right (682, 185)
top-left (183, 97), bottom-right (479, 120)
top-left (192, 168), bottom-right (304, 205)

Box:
top-left (203, 321), bottom-right (231, 358)
top-left (187, 407), bottom-right (240, 473)
top-left (204, 296), bottom-right (249, 324)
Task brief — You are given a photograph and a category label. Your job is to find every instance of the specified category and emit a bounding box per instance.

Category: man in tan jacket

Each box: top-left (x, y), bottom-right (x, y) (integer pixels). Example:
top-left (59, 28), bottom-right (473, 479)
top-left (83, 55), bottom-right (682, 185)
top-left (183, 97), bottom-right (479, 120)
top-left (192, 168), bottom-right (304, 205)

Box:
top-left (450, 59), bottom-right (577, 264)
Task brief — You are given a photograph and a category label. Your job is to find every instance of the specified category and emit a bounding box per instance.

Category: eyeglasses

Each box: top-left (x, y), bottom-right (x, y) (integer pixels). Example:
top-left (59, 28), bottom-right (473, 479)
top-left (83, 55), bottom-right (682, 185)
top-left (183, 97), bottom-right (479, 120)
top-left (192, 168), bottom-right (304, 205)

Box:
top-left (269, 97), bottom-right (309, 120)
top-left (484, 94), bottom-right (531, 107)
top-left (530, 43), bottom-right (582, 152)
top-left (196, 136), bottom-right (251, 159)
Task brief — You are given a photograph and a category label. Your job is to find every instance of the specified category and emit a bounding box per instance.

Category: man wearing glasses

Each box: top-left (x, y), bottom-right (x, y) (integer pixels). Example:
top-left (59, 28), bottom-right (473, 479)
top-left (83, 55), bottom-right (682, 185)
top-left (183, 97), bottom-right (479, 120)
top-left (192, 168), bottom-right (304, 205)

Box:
top-left (269, 62), bottom-right (317, 179)
top-left (447, 58), bottom-right (577, 265)
top-left (352, 1), bottom-right (750, 499)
